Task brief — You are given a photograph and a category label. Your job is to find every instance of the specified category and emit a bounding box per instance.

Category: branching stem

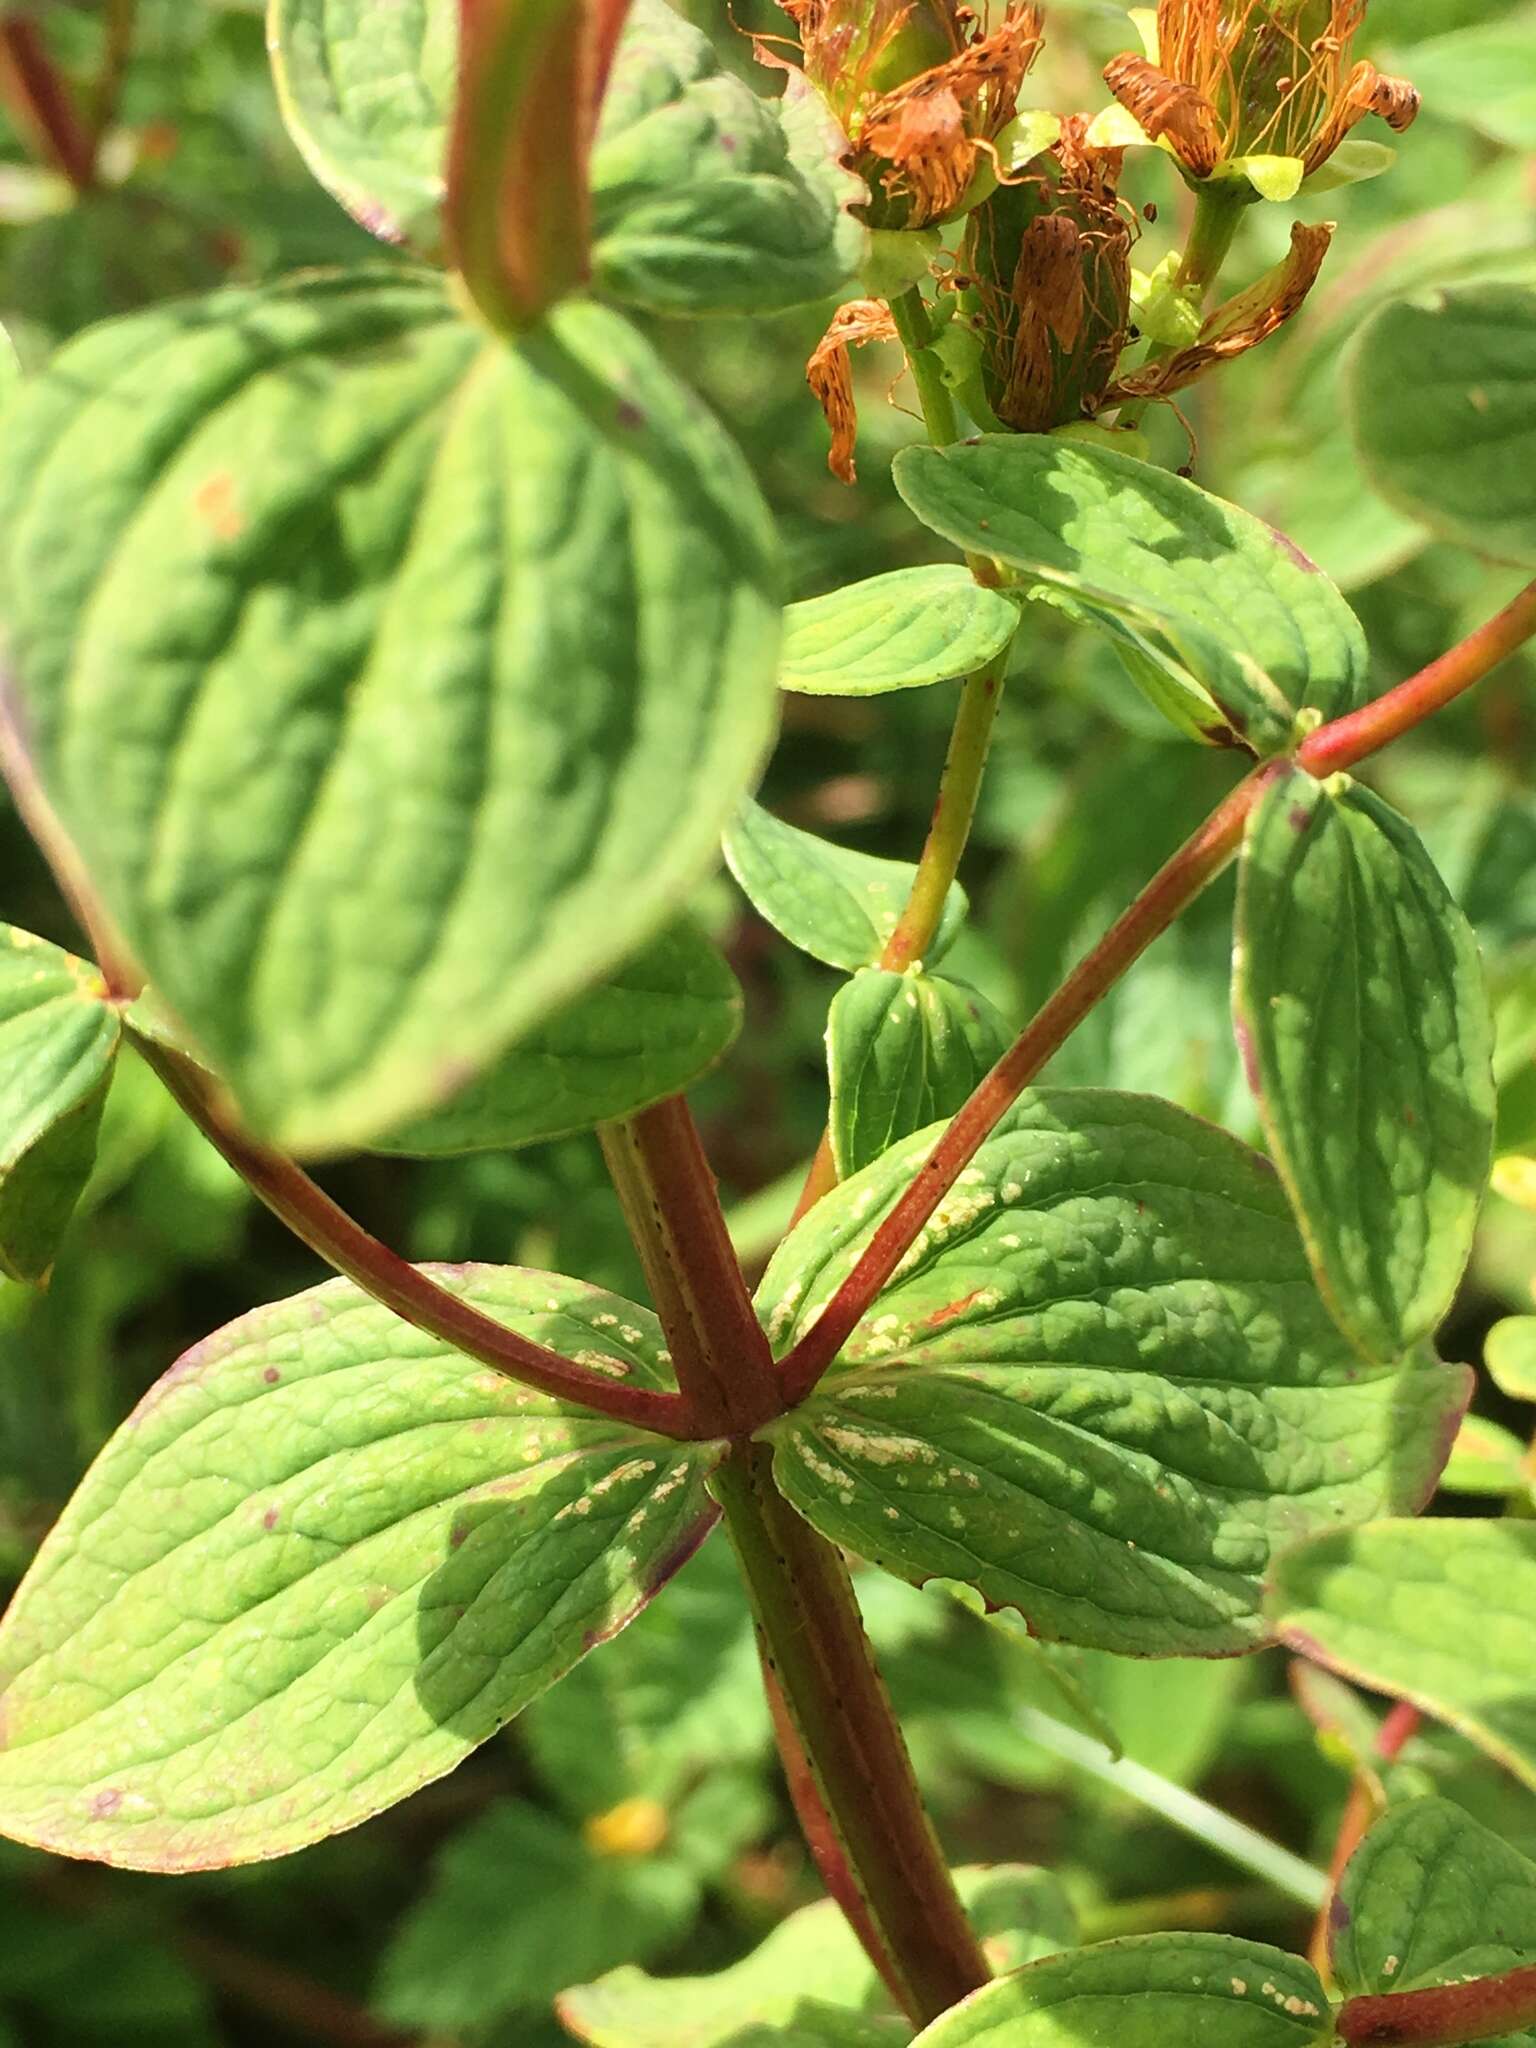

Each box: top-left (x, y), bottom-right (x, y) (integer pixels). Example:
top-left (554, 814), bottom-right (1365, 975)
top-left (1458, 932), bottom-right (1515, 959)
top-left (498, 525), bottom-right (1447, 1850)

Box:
top-left (778, 575), bottom-right (1536, 1404)
top-left (128, 1031), bottom-right (693, 1437)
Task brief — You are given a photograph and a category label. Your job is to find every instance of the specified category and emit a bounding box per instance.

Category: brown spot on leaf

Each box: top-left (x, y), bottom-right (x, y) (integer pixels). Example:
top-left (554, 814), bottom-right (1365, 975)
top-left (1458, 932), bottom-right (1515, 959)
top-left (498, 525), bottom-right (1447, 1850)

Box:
top-left (926, 1287), bottom-right (986, 1328)
top-left (90, 1788), bottom-right (124, 1818)
top-left (263, 1367), bottom-right (281, 1385)
top-left (193, 472), bottom-right (244, 542)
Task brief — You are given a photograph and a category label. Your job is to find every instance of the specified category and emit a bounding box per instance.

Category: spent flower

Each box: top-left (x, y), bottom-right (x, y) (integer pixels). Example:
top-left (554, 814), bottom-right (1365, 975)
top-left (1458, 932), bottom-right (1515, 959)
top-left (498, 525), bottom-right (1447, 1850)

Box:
top-left (1103, 1), bottom-right (1419, 185)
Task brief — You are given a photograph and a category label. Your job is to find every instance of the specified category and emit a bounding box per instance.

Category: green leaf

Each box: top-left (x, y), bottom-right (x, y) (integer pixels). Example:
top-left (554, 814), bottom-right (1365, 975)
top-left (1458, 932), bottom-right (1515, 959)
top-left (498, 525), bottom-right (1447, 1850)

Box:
top-left (589, 1), bottom-right (863, 315)
top-left (1488, 1316), bottom-right (1536, 1403)
top-left (910, 1935), bottom-right (1330, 2046)
top-left (756, 1090), bottom-right (1468, 1657)
top-left (781, 567), bottom-right (1020, 698)
top-left (558, 1865), bottom-right (1075, 2047)
top-left (0, 274), bottom-right (779, 1155)
top-left (0, 1267), bottom-right (720, 1869)
top-left (376, 1796), bottom-right (699, 2030)
top-left (828, 969), bottom-right (1012, 1178)
top-left (269, 0), bottom-right (861, 313)
top-left (373, 920), bottom-right (741, 1155)
top-left (1333, 1797), bottom-right (1536, 2044)
top-left (269, 0), bottom-right (455, 251)
top-left (1439, 1414), bottom-right (1529, 1497)
top-left (892, 438), bottom-right (1367, 752)
top-left (1268, 1519), bottom-right (1536, 1793)
top-left (1349, 283), bottom-right (1536, 566)
top-left (1234, 768), bottom-right (1496, 1362)
top-left (0, 924), bottom-right (121, 1283)
top-left (1402, 23), bottom-right (1536, 151)
top-left (723, 799), bottom-right (967, 974)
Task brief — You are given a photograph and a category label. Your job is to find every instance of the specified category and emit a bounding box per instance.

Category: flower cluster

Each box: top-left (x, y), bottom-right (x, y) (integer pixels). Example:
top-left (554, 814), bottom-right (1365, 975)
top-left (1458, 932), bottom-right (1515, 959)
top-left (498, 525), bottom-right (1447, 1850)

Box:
top-left (781, 0), bottom-right (1418, 478)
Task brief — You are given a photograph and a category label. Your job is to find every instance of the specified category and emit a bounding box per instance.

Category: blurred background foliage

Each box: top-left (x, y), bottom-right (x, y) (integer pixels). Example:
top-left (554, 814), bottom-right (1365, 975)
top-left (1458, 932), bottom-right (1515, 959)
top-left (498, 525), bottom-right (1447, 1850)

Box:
top-left (1, 0), bottom-right (1534, 2042)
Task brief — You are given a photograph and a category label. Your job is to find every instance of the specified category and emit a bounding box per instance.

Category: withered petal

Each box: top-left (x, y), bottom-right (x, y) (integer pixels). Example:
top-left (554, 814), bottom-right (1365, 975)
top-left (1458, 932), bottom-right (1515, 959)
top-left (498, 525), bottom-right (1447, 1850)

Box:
top-left (806, 299), bottom-right (900, 484)
top-left (1109, 220), bottom-right (1333, 402)
top-left (1102, 53), bottom-right (1221, 176)
top-left (1305, 58), bottom-right (1420, 169)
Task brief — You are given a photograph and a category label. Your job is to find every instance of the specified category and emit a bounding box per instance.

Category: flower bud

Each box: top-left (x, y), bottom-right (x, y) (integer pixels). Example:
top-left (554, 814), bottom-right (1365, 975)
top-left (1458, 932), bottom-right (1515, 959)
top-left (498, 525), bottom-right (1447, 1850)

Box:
top-left (1103, 1), bottom-right (1418, 183)
top-left (956, 121), bottom-right (1133, 433)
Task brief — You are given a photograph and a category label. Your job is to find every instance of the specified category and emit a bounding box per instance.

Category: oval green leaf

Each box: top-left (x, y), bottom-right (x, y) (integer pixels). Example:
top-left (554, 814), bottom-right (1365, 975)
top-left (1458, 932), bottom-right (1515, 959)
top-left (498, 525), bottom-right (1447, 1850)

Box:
top-left (893, 438), bottom-right (1367, 752)
top-left (723, 799), bottom-right (967, 974)
top-left (1438, 1413), bottom-right (1528, 1498)
top-left (828, 969), bottom-right (1013, 1178)
top-left (1234, 768), bottom-right (1496, 1363)
top-left (374, 920), bottom-right (742, 1156)
top-left (757, 1090), bottom-right (1469, 1657)
top-left (1268, 1519), bottom-right (1536, 1793)
top-left (589, 0), bottom-right (863, 315)
top-left (0, 274), bottom-right (779, 1155)
top-left (782, 567), bottom-right (1020, 698)
top-left (0, 923), bottom-right (121, 1283)
top-left (1333, 1797), bottom-right (1536, 2016)
top-left (1349, 282), bottom-right (1536, 566)
top-left (910, 1934), bottom-right (1330, 2046)
top-left (269, 0), bottom-right (456, 251)
top-left (0, 1267), bottom-right (721, 1869)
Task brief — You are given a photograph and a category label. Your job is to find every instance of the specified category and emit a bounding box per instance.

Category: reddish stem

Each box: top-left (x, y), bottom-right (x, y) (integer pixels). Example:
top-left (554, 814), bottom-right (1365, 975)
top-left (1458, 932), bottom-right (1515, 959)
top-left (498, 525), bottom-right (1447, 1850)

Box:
top-left (761, 1653), bottom-right (910, 2010)
top-left (1300, 579), bottom-right (1536, 778)
top-left (777, 575), bottom-right (1536, 1405)
top-left (601, 1097), bottom-right (781, 1435)
top-left (0, 15), bottom-right (96, 187)
top-left (131, 1032), bottom-right (693, 1438)
top-left (1339, 1964), bottom-right (1536, 2047)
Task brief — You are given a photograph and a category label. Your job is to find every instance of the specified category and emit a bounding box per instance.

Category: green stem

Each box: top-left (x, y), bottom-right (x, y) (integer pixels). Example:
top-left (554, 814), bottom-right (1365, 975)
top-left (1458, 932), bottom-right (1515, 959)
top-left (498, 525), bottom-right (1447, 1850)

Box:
top-left (880, 653), bottom-right (1006, 973)
top-left (129, 1031), bottom-right (692, 1438)
top-left (1117, 179), bottom-right (1250, 429)
top-left (789, 285), bottom-right (1007, 1230)
top-left (889, 285), bottom-right (959, 445)
top-left (598, 1097), bottom-right (780, 1436)
top-left (88, 0), bottom-right (138, 147)
top-left (713, 1442), bottom-right (990, 2028)
top-left (1014, 1708), bottom-right (1327, 1912)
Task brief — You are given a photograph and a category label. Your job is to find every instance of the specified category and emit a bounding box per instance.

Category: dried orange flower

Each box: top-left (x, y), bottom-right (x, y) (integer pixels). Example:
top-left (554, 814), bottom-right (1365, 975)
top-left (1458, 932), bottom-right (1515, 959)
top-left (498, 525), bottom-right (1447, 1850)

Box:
top-left (806, 297), bottom-right (900, 481)
top-left (957, 119), bottom-right (1134, 431)
top-left (780, 0), bottom-right (1045, 229)
top-left (1104, 1), bottom-right (1418, 182)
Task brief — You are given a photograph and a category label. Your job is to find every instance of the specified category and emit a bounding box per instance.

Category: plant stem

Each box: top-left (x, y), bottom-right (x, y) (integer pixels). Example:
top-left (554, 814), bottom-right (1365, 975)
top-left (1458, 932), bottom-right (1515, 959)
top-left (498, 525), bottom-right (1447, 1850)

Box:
top-left (1300, 576), bottom-right (1536, 776)
top-left (760, 1652), bottom-right (909, 2010)
top-left (788, 292), bottom-right (1011, 1230)
top-left (1339, 1965), bottom-right (1536, 2047)
top-left (1014, 1708), bottom-right (1328, 1911)
top-left (1176, 180), bottom-right (1251, 296)
top-left (713, 1441), bottom-right (990, 2028)
top-left (889, 285), bottom-right (959, 445)
top-left (128, 1030), bottom-right (693, 1438)
top-left (598, 1097), bottom-right (780, 1435)
top-left (1117, 179), bottom-right (1249, 428)
top-left (881, 654), bottom-right (1006, 974)
top-left (779, 573), bottom-right (1536, 1404)
top-left (789, 649), bottom-right (1010, 1226)
top-left (0, 15), bottom-right (97, 188)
